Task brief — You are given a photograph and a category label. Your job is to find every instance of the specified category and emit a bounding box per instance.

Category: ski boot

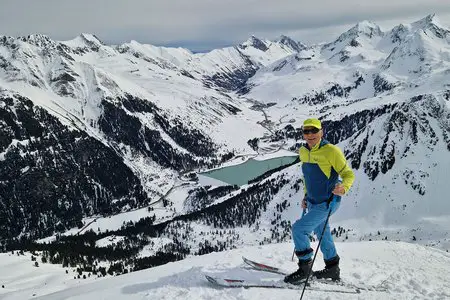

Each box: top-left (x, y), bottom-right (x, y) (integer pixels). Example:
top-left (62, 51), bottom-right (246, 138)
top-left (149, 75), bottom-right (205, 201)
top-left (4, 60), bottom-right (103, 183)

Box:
top-left (313, 255), bottom-right (340, 281)
top-left (284, 259), bottom-right (312, 285)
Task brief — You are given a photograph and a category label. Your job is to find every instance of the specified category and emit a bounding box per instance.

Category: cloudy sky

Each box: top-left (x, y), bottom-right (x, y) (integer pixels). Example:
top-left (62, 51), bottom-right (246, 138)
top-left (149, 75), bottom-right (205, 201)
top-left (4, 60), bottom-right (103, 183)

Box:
top-left (1, 0), bottom-right (450, 52)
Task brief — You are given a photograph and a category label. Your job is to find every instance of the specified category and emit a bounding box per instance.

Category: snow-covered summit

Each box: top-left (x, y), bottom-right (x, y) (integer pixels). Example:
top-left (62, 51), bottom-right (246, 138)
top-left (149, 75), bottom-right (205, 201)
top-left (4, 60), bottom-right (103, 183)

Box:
top-left (61, 33), bottom-right (104, 49)
top-left (411, 13), bottom-right (443, 31)
top-left (325, 20), bottom-right (383, 47)
top-left (17, 34), bottom-right (58, 48)
top-left (239, 35), bottom-right (269, 51)
top-left (275, 34), bottom-right (307, 52)
top-left (380, 15), bottom-right (450, 76)
top-left (384, 13), bottom-right (449, 46)
top-left (346, 20), bottom-right (384, 39)
top-left (320, 20), bottom-right (384, 62)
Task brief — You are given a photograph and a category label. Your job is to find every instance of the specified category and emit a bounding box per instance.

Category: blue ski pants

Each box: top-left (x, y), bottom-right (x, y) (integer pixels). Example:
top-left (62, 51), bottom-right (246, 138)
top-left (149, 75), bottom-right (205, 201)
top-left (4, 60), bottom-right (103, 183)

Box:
top-left (292, 196), bottom-right (341, 261)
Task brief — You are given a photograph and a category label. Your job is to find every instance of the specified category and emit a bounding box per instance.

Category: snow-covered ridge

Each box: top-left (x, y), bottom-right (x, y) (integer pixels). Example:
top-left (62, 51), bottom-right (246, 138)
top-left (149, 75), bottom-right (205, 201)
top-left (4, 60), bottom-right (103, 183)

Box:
top-left (1, 241), bottom-right (449, 300)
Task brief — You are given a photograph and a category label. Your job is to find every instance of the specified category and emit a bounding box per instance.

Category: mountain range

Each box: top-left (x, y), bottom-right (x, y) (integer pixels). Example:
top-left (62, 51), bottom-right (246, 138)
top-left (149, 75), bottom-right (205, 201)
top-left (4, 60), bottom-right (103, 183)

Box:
top-left (0, 13), bottom-right (449, 277)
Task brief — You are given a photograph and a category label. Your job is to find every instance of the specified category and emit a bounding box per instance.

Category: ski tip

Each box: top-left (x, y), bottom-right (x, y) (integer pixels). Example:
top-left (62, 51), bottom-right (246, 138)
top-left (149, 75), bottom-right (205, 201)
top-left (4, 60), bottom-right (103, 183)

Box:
top-left (205, 275), bottom-right (221, 286)
top-left (242, 256), bottom-right (255, 265)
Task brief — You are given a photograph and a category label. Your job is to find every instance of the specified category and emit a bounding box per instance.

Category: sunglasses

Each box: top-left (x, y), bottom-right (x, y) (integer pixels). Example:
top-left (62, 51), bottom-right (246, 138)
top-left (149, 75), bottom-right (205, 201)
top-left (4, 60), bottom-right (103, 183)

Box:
top-left (302, 128), bottom-right (320, 134)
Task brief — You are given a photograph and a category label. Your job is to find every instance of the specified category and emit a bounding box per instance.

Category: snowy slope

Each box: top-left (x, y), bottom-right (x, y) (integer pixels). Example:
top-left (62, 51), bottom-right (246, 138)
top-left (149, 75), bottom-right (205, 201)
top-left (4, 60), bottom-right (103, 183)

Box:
top-left (1, 241), bottom-right (449, 300)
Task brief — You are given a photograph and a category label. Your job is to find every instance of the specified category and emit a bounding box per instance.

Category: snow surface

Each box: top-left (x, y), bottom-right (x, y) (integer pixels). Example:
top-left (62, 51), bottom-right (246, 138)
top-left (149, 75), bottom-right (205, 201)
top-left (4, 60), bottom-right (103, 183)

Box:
top-left (1, 241), bottom-right (449, 300)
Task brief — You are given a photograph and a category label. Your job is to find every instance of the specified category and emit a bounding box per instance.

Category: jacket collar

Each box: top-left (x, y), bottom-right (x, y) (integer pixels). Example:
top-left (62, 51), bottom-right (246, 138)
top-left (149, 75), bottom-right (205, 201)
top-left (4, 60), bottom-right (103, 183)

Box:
top-left (305, 139), bottom-right (329, 151)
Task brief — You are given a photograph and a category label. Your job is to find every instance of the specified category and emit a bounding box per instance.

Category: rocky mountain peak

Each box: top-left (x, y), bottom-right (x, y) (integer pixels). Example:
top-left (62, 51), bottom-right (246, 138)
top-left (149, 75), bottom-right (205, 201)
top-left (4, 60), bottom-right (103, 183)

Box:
top-left (347, 20), bottom-right (384, 39)
top-left (240, 35), bottom-right (269, 51)
top-left (276, 35), bottom-right (307, 52)
top-left (18, 34), bottom-right (57, 48)
top-left (411, 13), bottom-right (449, 40)
top-left (78, 33), bottom-right (104, 46)
top-left (412, 13), bottom-right (439, 29)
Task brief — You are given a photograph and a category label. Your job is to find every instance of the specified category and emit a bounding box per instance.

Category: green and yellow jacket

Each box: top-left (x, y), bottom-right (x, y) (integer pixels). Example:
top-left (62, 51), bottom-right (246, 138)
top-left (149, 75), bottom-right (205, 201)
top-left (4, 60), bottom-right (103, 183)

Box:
top-left (299, 139), bottom-right (355, 203)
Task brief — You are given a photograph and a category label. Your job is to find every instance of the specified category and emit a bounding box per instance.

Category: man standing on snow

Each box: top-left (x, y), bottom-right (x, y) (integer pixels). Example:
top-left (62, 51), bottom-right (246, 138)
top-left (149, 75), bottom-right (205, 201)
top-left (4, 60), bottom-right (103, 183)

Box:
top-left (284, 118), bottom-right (355, 285)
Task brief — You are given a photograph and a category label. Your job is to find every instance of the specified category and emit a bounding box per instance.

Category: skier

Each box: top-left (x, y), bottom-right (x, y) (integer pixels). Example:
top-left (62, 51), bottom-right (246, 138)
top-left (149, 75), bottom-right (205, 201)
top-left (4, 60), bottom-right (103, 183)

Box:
top-left (284, 118), bottom-right (355, 284)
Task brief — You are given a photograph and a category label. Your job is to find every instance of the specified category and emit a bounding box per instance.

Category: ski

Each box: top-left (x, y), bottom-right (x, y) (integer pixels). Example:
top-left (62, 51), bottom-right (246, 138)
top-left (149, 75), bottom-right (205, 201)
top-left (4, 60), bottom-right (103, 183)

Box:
top-left (205, 274), bottom-right (361, 294)
top-left (241, 256), bottom-right (388, 292)
top-left (242, 256), bottom-right (287, 275)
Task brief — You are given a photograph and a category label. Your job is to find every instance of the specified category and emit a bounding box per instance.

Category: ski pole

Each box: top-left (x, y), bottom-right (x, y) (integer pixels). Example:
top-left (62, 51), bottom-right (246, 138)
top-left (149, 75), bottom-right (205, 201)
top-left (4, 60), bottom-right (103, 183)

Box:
top-left (299, 205), bottom-right (333, 300)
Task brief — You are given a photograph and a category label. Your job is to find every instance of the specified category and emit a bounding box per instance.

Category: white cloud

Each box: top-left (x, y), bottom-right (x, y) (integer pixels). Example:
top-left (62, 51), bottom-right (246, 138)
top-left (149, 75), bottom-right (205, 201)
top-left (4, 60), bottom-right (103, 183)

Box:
top-left (0, 0), bottom-right (449, 51)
